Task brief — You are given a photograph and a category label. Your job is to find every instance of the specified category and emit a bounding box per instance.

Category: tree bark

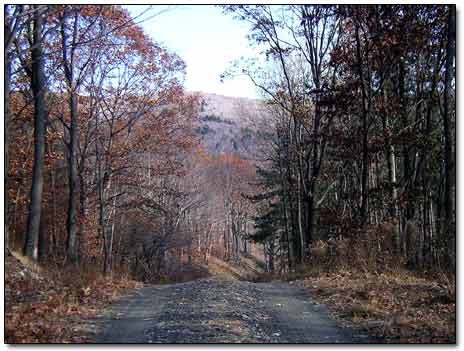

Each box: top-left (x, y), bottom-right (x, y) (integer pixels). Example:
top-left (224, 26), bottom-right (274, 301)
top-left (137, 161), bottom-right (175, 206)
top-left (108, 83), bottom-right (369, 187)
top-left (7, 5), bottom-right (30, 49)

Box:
top-left (5, 5), bottom-right (24, 252)
top-left (382, 80), bottom-right (400, 253)
top-left (38, 212), bottom-right (47, 259)
top-left (354, 19), bottom-right (369, 226)
top-left (24, 7), bottom-right (47, 260)
top-left (60, 8), bottom-right (80, 264)
top-left (442, 5), bottom-right (455, 269)
top-left (66, 93), bottom-right (80, 264)
top-left (5, 52), bottom-right (11, 252)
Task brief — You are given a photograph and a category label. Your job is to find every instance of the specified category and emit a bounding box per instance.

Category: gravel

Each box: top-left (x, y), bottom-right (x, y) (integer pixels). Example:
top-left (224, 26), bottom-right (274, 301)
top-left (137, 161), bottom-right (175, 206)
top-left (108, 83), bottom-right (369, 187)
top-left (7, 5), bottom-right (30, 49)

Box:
top-left (92, 277), bottom-right (375, 344)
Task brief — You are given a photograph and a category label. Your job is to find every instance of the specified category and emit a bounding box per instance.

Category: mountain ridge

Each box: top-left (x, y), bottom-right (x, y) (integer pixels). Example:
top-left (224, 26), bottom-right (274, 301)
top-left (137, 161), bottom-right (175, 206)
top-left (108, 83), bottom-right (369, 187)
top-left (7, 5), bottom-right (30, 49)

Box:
top-left (193, 92), bottom-right (269, 158)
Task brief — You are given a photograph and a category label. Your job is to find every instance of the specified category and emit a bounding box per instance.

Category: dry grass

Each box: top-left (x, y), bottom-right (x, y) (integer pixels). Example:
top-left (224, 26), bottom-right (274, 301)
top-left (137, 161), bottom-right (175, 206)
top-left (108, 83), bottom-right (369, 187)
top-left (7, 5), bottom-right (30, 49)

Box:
top-left (157, 264), bottom-right (210, 284)
top-left (5, 251), bottom-right (142, 343)
top-left (297, 268), bottom-right (455, 343)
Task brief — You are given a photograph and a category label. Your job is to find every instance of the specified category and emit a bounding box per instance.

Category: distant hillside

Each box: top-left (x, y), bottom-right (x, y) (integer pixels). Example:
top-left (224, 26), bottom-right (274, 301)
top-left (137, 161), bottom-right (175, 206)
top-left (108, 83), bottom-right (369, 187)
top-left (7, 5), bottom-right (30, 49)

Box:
top-left (194, 92), bottom-right (270, 159)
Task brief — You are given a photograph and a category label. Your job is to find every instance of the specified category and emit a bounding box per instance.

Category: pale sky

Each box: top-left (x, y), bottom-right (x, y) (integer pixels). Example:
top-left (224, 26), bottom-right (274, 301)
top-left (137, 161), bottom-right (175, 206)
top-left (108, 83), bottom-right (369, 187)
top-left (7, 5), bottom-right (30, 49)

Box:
top-left (125, 5), bottom-right (260, 99)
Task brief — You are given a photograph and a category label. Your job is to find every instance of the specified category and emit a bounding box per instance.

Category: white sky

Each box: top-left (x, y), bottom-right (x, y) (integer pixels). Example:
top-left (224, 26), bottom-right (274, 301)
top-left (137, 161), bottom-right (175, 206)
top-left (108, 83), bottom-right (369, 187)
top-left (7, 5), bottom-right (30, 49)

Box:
top-left (125, 5), bottom-right (261, 99)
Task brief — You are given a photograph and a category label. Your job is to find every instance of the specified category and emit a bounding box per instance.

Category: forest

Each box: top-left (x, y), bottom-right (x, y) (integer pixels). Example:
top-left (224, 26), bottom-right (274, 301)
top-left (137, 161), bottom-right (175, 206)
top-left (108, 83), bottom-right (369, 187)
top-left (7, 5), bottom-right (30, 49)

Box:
top-left (4, 4), bottom-right (455, 344)
top-left (223, 4), bottom-right (456, 275)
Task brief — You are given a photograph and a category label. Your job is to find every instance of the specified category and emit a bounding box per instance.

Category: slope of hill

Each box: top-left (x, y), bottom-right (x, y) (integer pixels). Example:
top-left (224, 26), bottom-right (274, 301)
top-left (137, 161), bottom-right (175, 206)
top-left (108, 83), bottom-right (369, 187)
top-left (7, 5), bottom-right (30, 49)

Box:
top-left (194, 92), bottom-right (270, 159)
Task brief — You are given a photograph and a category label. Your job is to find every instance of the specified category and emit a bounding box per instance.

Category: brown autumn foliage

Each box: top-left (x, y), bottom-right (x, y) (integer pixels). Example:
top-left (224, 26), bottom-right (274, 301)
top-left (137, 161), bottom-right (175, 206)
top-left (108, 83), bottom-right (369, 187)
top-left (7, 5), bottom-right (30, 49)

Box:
top-left (5, 4), bottom-right (455, 344)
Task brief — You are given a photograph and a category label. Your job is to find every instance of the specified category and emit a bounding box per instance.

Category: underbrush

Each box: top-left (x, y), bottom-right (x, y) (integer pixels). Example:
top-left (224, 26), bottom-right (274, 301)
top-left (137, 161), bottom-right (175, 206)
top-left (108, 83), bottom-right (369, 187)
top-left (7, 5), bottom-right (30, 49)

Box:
top-left (5, 251), bottom-right (141, 343)
top-left (251, 236), bottom-right (455, 344)
top-left (290, 265), bottom-right (455, 343)
top-left (155, 264), bottom-right (211, 284)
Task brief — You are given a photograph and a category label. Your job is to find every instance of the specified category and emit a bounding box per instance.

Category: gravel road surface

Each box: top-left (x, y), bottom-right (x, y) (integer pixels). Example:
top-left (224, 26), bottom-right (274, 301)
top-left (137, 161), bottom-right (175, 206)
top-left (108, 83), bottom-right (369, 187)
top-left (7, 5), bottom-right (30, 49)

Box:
top-left (93, 276), bottom-right (373, 343)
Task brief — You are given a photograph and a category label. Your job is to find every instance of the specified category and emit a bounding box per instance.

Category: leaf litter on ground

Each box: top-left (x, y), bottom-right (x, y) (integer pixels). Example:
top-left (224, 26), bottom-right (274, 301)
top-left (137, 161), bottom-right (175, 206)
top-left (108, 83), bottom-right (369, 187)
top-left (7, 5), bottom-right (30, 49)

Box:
top-left (294, 269), bottom-right (455, 343)
top-left (5, 250), bottom-right (142, 343)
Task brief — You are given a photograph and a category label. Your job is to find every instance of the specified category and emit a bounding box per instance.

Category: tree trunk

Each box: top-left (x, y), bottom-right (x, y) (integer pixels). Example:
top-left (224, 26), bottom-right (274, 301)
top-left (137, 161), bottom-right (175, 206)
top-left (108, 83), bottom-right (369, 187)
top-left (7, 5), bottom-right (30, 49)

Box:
top-left (382, 82), bottom-right (400, 253)
top-left (67, 93), bottom-right (79, 264)
top-left (5, 5), bottom-right (23, 253)
top-left (268, 240), bottom-right (275, 273)
top-left (306, 183), bottom-right (315, 258)
top-left (5, 51), bottom-right (11, 252)
top-left (60, 9), bottom-right (81, 265)
top-left (442, 5), bottom-right (455, 269)
top-left (24, 7), bottom-right (46, 260)
top-left (355, 20), bottom-right (369, 225)
top-left (278, 142), bottom-right (294, 270)
top-left (78, 167), bottom-right (86, 261)
top-left (38, 212), bottom-right (47, 259)
top-left (399, 61), bottom-right (414, 236)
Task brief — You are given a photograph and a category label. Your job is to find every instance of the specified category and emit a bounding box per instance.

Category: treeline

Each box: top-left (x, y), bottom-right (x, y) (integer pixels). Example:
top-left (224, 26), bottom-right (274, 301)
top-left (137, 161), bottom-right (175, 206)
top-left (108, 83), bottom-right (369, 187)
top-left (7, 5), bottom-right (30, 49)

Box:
top-left (224, 5), bottom-right (456, 274)
top-left (5, 5), bottom-right (199, 279)
top-left (5, 5), bottom-right (259, 280)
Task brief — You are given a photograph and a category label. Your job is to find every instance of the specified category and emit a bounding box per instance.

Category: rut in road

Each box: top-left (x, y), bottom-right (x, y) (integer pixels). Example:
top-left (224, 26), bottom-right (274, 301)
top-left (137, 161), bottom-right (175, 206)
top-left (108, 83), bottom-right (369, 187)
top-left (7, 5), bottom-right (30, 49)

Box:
top-left (93, 276), bottom-right (373, 343)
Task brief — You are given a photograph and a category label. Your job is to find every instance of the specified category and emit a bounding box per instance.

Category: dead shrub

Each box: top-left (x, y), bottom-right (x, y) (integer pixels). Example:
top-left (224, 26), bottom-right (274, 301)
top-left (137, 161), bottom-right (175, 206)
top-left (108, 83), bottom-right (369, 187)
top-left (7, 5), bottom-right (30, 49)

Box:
top-left (334, 222), bottom-right (402, 273)
top-left (308, 240), bottom-right (330, 266)
top-left (252, 271), bottom-right (276, 282)
top-left (348, 302), bottom-right (380, 319)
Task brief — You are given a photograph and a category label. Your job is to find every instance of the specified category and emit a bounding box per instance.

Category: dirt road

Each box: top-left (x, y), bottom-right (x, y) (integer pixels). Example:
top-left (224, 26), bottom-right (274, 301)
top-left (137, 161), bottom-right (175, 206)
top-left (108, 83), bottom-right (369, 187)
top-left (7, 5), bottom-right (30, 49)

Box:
top-left (92, 276), bottom-right (374, 343)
